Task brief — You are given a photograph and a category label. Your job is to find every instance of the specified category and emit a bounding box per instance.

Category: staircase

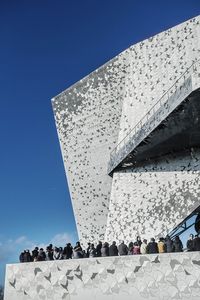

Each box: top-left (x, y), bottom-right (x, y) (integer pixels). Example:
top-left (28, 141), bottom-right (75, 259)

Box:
top-left (108, 60), bottom-right (200, 175)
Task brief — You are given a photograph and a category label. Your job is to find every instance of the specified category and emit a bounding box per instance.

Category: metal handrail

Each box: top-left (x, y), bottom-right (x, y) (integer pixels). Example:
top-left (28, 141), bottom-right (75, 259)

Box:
top-left (109, 59), bottom-right (200, 165)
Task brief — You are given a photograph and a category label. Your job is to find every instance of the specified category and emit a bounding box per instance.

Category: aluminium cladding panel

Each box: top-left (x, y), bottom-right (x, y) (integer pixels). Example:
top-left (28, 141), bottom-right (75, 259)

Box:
top-left (116, 16), bottom-right (200, 144)
top-left (105, 149), bottom-right (200, 244)
top-left (52, 55), bottom-right (127, 246)
top-left (4, 252), bottom-right (200, 300)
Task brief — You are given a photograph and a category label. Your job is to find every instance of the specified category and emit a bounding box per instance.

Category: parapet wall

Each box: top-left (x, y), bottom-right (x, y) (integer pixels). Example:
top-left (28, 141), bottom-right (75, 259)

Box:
top-left (4, 252), bottom-right (200, 300)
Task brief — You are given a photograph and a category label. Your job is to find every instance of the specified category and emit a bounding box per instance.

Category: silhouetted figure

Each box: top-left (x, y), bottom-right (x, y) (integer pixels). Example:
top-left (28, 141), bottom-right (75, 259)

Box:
top-left (186, 234), bottom-right (194, 251)
top-left (118, 241), bottom-right (128, 256)
top-left (73, 242), bottom-right (83, 258)
top-left (23, 250), bottom-right (32, 262)
top-left (193, 234), bottom-right (200, 251)
top-left (165, 236), bottom-right (174, 253)
top-left (109, 241), bottom-right (118, 256)
top-left (101, 242), bottom-right (109, 257)
top-left (86, 243), bottom-right (91, 258)
top-left (37, 248), bottom-right (46, 261)
top-left (32, 247), bottom-right (39, 261)
top-left (19, 250), bottom-right (25, 263)
top-left (88, 244), bottom-right (96, 258)
top-left (173, 236), bottom-right (183, 252)
top-left (147, 238), bottom-right (159, 254)
top-left (63, 243), bottom-right (73, 259)
top-left (46, 246), bottom-right (54, 260)
top-left (96, 241), bottom-right (102, 257)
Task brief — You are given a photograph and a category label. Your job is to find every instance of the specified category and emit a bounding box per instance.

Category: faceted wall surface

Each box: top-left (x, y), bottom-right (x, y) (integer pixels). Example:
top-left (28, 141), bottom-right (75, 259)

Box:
top-left (52, 15), bottom-right (200, 245)
top-left (105, 150), bottom-right (200, 244)
top-left (52, 56), bottom-right (126, 245)
top-left (4, 252), bottom-right (200, 300)
top-left (117, 17), bottom-right (200, 144)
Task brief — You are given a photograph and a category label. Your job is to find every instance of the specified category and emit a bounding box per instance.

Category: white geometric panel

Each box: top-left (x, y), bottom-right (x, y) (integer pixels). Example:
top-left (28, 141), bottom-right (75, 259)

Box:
top-left (4, 253), bottom-right (200, 300)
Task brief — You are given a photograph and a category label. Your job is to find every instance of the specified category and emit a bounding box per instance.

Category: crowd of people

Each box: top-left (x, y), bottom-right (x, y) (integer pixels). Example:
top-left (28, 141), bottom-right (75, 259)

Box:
top-left (19, 233), bottom-right (200, 263)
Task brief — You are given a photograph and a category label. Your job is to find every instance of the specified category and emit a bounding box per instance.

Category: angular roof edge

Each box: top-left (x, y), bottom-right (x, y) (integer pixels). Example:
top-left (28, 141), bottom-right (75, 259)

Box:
top-left (51, 15), bottom-right (199, 103)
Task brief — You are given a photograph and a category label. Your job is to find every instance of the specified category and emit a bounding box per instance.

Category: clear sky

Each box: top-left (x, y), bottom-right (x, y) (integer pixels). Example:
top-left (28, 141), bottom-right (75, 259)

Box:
top-left (0, 0), bottom-right (200, 286)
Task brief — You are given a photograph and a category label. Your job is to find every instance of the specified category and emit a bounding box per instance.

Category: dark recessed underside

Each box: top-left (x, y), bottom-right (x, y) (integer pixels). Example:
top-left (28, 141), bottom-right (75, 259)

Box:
top-left (114, 88), bottom-right (200, 171)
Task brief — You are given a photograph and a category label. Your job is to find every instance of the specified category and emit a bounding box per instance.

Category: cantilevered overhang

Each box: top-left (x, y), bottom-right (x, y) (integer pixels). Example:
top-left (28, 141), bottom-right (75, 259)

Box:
top-left (114, 88), bottom-right (200, 171)
top-left (108, 60), bottom-right (200, 175)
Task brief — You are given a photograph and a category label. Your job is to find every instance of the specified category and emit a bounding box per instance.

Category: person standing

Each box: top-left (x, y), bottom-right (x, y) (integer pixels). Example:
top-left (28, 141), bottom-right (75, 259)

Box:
top-left (173, 236), bottom-right (183, 252)
top-left (109, 241), bottom-right (118, 256)
top-left (23, 250), bottom-right (32, 262)
top-left (193, 234), bottom-right (200, 251)
top-left (96, 241), bottom-right (102, 257)
top-left (165, 236), bottom-right (174, 253)
top-left (53, 247), bottom-right (60, 260)
top-left (101, 242), bottom-right (109, 257)
top-left (118, 241), bottom-right (128, 256)
top-left (73, 242), bottom-right (83, 259)
top-left (186, 234), bottom-right (194, 251)
top-left (140, 239), bottom-right (148, 254)
top-left (133, 242), bottom-right (140, 255)
top-left (63, 243), bottom-right (73, 259)
top-left (32, 247), bottom-right (39, 261)
top-left (46, 246), bottom-right (54, 260)
top-left (146, 238), bottom-right (159, 254)
top-left (37, 248), bottom-right (46, 261)
top-left (19, 250), bottom-right (25, 263)
top-left (88, 244), bottom-right (96, 258)
top-left (158, 238), bottom-right (165, 253)
top-left (128, 242), bottom-right (134, 255)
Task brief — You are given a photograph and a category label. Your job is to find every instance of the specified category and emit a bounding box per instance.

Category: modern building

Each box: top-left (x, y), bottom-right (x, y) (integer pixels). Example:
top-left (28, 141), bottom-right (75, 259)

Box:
top-left (4, 15), bottom-right (200, 300)
top-left (52, 15), bottom-right (200, 247)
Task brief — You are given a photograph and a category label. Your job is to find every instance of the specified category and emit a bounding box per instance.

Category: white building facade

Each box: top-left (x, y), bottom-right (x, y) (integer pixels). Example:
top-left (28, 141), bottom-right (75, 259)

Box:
top-left (52, 16), bottom-right (200, 246)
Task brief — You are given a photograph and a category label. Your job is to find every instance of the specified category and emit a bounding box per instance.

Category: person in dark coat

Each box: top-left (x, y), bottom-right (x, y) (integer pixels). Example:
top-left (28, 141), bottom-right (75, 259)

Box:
top-left (88, 244), bottom-right (96, 258)
top-left (23, 250), bottom-right (32, 262)
top-left (73, 241), bottom-right (83, 258)
top-left (37, 248), bottom-right (46, 261)
top-left (63, 243), bottom-right (73, 259)
top-left (193, 234), bottom-right (200, 251)
top-left (96, 241), bottom-right (102, 257)
top-left (109, 241), bottom-right (118, 256)
top-left (146, 238), bottom-right (159, 254)
top-left (19, 250), bottom-right (25, 263)
top-left (32, 247), bottom-right (39, 261)
top-left (186, 234), bottom-right (194, 251)
top-left (165, 236), bottom-right (174, 253)
top-left (173, 236), bottom-right (183, 252)
top-left (46, 246), bottom-right (54, 260)
top-left (118, 241), bottom-right (128, 256)
top-left (101, 242), bottom-right (109, 257)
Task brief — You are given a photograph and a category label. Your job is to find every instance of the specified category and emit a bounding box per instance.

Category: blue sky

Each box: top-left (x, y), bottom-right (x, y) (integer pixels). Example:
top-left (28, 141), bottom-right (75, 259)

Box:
top-left (0, 0), bottom-right (200, 286)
